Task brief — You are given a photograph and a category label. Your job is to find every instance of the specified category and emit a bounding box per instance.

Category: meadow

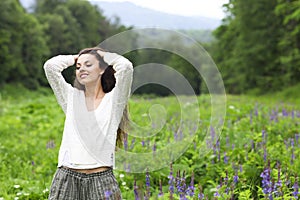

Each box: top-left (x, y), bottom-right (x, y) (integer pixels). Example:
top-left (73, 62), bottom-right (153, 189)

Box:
top-left (0, 85), bottom-right (299, 200)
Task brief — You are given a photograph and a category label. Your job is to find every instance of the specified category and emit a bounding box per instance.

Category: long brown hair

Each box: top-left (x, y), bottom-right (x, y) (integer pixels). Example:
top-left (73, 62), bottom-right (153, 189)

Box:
top-left (74, 47), bottom-right (129, 147)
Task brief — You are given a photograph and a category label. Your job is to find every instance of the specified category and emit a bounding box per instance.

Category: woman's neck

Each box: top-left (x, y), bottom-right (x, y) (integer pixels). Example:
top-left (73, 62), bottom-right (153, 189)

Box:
top-left (84, 81), bottom-right (105, 99)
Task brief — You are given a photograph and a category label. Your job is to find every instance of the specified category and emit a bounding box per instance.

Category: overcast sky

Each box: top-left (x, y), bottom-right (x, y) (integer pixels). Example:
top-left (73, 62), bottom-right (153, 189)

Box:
top-left (88, 0), bottom-right (229, 19)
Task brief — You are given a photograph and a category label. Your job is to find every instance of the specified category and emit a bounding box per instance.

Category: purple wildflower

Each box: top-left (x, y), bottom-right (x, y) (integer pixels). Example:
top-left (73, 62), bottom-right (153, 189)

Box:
top-left (292, 110), bottom-right (295, 119)
top-left (158, 180), bottom-right (163, 198)
top-left (292, 177), bottom-right (299, 199)
top-left (233, 173), bottom-right (239, 184)
top-left (133, 179), bottom-right (139, 200)
top-left (210, 126), bottom-right (215, 143)
top-left (214, 177), bottom-right (222, 197)
top-left (260, 163), bottom-right (272, 196)
top-left (282, 108), bottom-right (288, 117)
top-left (168, 164), bottom-right (175, 199)
top-left (226, 136), bottom-right (230, 148)
top-left (198, 185), bottom-right (204, 200)
top-left (255, 104), bottom-right (258, 117)
top-left (291, 138), bottom-right (295, 147)
top-left (124, 133), bottom-right (128, 150)
top-left (145, 170), bottom-right (150, 199)
top-left (291, 146), bottom-right (295, 165)
top-left (224, 171), bottom-right (229, 194)
top-left (224, 152), bottom-right (229, 164)
top-left (152, 142), bottom-right (156, 153)
top-left (186, 171), bottom-right (195, 197)
top-left (179, 129), bottom-right (184, 140)
top-left (262, 130), bottom-right (266, 141)
top-left (263, 146), bottom-right (267, 162)
top-left (130, 138), bottom-right (135, 149)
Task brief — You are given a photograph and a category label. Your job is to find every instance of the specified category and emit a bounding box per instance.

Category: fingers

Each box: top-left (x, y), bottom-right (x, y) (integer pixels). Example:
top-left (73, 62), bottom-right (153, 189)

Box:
top-left (97, 50), bottom-right (106, 57)
top-left (73, 54), bottom-right (79, 62)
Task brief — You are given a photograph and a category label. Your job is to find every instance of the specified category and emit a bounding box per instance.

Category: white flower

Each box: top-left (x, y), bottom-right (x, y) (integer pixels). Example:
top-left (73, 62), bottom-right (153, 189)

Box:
top-left (122, 182), bottom-right (126, 186)
top-left (13, 185), bottom-right (20, 189)
top-left (119, 174), bottom-right (125, 178)
top-left (43, 188), bottom-right (49, 193)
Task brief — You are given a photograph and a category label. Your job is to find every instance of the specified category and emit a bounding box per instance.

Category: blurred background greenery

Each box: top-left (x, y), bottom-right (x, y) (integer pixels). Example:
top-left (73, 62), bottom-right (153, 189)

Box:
top-left (0, 0), bottom-right (300, 97)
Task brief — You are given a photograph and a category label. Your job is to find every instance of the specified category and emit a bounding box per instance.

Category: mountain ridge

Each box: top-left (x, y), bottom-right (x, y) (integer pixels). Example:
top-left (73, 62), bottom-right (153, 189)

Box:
top-left (94, 1), bottom-right (221, 30)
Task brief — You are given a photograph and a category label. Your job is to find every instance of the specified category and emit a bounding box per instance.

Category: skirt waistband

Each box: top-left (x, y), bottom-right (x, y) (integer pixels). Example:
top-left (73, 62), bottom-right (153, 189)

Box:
top-left (59, 166), bottom-right (113, 178)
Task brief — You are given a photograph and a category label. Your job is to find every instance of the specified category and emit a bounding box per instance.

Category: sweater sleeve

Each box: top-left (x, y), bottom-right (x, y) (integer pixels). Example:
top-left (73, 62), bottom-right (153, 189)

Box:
top-left (43, 55), bottom-right (75, 113)
top-left (103, 52), bottom-right (133, 104)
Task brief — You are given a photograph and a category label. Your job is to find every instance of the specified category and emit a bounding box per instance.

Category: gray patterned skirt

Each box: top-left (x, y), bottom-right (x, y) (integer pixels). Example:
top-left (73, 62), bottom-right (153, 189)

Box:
top-left (48, 167), bottom-right (122, 200)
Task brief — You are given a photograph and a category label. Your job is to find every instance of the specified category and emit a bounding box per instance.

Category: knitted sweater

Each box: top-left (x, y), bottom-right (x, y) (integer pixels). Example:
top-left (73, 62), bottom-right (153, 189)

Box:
top-left (43, 52), bottom-right (133, 169)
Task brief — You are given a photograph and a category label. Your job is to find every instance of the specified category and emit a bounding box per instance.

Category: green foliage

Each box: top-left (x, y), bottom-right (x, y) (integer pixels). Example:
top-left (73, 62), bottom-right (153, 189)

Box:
top-left (213, 0), bottom-right (300, 94)
top-left (0, 0), bottom-right (131, 89)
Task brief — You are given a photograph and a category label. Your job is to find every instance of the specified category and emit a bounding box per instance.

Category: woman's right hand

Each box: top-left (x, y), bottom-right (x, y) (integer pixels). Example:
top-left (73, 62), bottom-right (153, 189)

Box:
top-left (73, 54), bottom-right (79, 63)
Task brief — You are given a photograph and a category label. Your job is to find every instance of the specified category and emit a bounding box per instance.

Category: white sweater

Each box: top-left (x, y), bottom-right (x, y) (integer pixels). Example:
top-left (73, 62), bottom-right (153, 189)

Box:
top-left (44, 52), bottom-right (133, 169)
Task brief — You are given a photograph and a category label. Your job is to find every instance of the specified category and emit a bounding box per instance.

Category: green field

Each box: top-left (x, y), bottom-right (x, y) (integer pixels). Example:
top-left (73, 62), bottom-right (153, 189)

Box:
top-left (0, 85), bottom-right (299, 199)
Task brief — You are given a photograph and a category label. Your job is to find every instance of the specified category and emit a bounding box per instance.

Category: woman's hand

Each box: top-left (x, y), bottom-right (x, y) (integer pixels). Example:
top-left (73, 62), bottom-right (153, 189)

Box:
top-left (97, 50), bottom-right (106, 57)
top-left (73, 54), bottom-right (79, 63)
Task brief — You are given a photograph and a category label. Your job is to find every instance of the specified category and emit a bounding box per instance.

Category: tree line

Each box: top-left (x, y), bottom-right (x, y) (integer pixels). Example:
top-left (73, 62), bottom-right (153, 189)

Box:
top-left (1, 0), bottom-right (299, 95)
top-left (0, 0), bottom-right (129, 89)
top-left (212, 0), bottom-right (300, 94)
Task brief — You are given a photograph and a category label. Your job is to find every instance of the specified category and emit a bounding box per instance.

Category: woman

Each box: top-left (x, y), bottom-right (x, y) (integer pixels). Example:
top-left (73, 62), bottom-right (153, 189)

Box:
top-left (44, 47), bottom-right (133, 199)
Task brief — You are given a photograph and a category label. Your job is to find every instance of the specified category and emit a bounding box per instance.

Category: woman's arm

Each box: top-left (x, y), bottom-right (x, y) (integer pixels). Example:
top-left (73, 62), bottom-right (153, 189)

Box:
top-left (101, 51), bottom-right (134, 104)
top-left (43, 55), bottom-right (77, 113)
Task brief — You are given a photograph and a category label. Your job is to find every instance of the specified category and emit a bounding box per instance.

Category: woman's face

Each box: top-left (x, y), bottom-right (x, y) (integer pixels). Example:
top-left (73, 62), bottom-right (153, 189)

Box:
top-left (76, 54), bottom-right (104, 86)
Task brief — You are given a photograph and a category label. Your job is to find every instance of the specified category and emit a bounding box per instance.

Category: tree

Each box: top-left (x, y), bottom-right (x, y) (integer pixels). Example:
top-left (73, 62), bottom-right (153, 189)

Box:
top-left (275, 0), bottom-right (300, 87)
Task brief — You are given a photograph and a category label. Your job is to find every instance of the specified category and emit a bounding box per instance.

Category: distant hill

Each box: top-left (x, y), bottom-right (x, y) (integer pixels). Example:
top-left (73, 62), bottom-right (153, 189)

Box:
top-left (94, 1), bottom-right (221, 30)
top-left (19, 0), bottom-right (217, 42)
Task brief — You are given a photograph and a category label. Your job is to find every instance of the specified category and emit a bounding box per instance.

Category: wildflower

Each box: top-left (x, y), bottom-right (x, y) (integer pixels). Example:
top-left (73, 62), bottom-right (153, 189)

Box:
top-left (130, 138), bottom-right (135, 149)
top-left (263, 146), bottom-right (267, 162)
top-left (224, 171), bottom-right (230, 194)
top-left (233, 173), bottom-right (239, 184)
top-left (145, 170), bottom-right (151, 199)
top-left (186, 172), bottom-right (194, 197)
top-left (133, 179), bottom-right (139, 200)
top-left (224, 152), bottom-right (229, 164)
top-left (124, 133), bottom-right (128, 150)
top-left (152, 142), bottom-right (156, 153)
top-left (260, 163), bottom-right (272, 195)
top-left (168, 164), bottom-right (175, 199)
top-left (214, 178), bottom-right (222, 197)
top-left (282, 108), bottom-right (288, 117)
top-left (226, 136), bottom-right (230, 148)
top-left (158, 180), bottom-right (163, 198)
top-left (198, 185), bottom-right (204, 200)
top-left (291, 149), bottom-right (295, 165)
top-left (293, 177), bottom-right (299, 199)
top-left (262, 130), bottom-right (266, 141)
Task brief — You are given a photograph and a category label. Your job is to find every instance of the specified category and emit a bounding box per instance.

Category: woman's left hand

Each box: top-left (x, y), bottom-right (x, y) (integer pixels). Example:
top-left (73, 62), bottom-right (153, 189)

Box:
top-left (97, 50), bottom-right (106, 57)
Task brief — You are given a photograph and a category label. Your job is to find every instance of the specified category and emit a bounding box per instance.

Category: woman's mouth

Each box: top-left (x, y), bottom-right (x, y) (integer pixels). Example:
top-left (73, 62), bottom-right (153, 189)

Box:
top-left (80, 73), bottom-right (88, 79)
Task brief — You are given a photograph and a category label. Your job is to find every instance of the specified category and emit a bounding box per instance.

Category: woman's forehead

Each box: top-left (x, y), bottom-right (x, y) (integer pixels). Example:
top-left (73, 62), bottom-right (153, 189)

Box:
top-left (77, 54), bottom-right (97, 63)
